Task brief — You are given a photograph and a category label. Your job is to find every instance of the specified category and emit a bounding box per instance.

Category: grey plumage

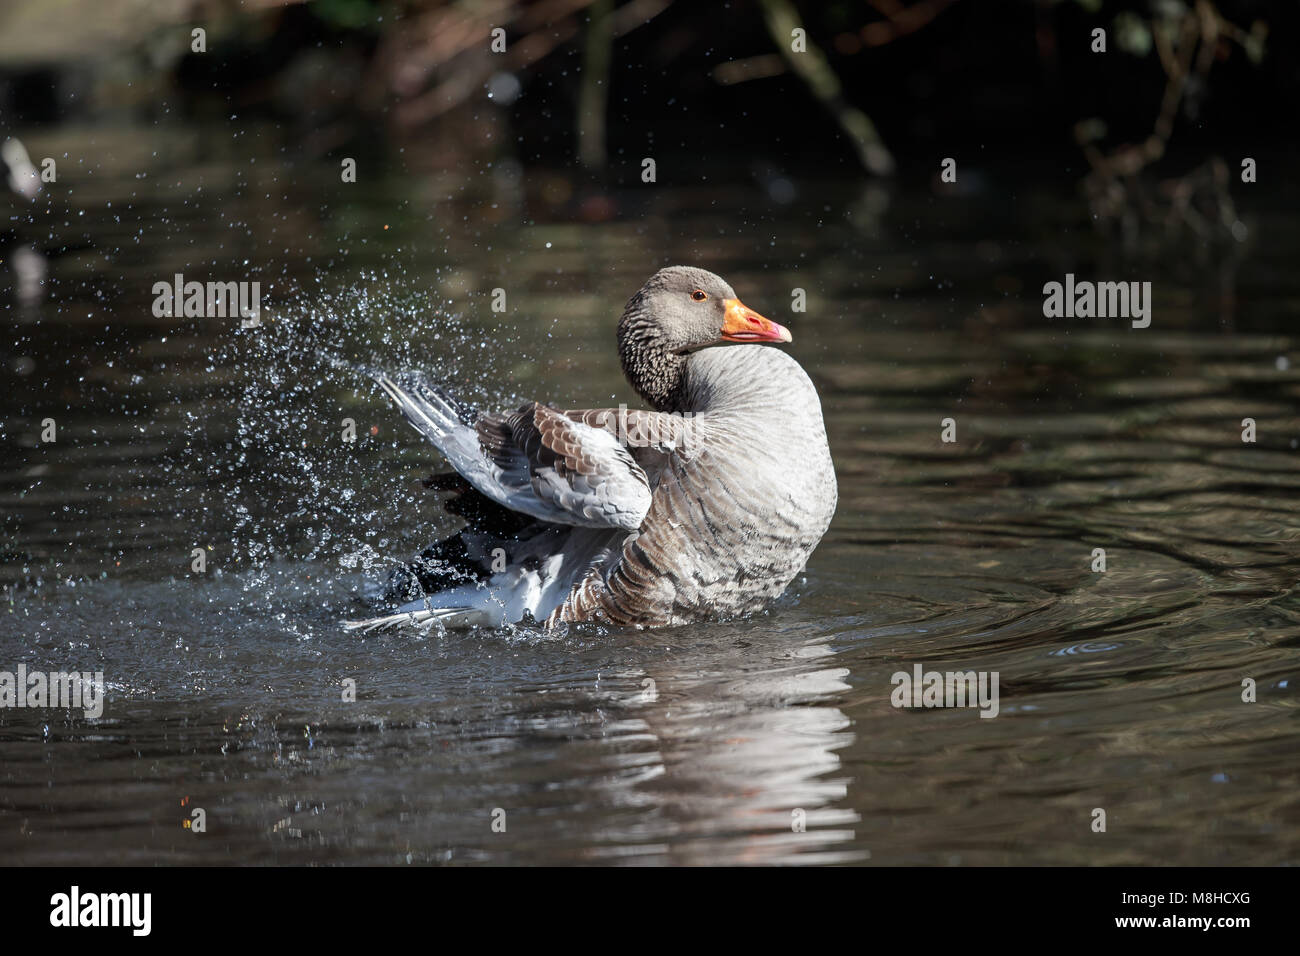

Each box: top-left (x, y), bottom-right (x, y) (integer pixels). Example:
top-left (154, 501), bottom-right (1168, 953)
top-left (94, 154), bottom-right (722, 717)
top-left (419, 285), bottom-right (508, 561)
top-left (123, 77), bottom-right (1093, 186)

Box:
top-left (554, 346), bottom-right (836, 627)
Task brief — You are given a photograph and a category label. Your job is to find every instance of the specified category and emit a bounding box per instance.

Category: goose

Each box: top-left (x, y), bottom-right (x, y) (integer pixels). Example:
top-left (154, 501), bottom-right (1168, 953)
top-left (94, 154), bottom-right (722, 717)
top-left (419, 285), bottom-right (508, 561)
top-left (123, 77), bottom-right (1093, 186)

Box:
top-left (347, 266), bottom-right (837, 631)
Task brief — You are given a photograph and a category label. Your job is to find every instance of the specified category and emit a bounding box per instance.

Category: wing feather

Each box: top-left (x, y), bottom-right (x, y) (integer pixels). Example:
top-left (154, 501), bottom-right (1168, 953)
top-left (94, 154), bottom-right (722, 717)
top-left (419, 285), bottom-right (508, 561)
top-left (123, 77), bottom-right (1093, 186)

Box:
top-left (373, 372), bottom-right (653, 530)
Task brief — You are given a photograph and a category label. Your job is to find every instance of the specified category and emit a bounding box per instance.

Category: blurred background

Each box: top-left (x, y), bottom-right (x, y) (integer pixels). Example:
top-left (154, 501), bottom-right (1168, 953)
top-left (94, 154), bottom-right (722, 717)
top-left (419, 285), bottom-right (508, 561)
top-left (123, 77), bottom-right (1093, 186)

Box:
top-left (0, 1), bottom-right (1297, 866)
top-left (2, 0), bottom-right (1296, 253)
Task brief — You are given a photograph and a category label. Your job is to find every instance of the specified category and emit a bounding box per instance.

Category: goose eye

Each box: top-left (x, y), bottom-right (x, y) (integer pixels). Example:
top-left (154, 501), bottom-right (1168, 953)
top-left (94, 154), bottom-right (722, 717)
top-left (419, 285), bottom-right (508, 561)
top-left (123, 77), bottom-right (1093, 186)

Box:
top-left (691, 289), bottom-right (708, 302)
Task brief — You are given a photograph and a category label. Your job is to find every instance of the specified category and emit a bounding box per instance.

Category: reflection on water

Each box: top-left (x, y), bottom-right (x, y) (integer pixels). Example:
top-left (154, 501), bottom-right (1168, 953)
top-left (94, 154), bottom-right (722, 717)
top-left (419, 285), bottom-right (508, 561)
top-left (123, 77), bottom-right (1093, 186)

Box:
top-left (1, 123), bottom-right (1297, 865)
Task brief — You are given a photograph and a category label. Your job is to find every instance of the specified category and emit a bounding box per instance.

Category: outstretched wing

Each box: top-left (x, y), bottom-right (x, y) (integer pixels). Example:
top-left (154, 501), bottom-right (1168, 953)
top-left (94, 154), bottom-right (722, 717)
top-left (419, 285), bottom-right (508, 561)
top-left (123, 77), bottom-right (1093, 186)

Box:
top-left (374, 372), bottom-right (652, 531)
top-left (476, 402), bottom-right (657, 530)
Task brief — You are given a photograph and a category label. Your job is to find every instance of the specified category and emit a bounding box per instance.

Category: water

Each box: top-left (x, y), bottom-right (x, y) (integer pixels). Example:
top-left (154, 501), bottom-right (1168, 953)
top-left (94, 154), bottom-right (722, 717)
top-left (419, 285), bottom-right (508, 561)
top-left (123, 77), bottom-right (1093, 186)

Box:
top-left (2, 124), bottom-right (1297, 865)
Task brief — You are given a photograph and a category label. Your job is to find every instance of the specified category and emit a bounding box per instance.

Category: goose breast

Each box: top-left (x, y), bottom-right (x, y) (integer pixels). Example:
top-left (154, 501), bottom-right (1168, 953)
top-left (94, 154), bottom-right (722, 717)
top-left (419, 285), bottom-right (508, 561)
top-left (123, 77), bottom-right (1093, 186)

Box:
top-left (556, 346), bottom-right (837, 626)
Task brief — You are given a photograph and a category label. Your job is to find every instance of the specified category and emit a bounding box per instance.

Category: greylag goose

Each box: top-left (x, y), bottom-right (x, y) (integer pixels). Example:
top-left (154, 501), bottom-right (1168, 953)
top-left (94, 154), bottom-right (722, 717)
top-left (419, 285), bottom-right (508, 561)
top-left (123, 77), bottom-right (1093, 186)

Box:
top-left (348, 266), bottom-right (837, 631)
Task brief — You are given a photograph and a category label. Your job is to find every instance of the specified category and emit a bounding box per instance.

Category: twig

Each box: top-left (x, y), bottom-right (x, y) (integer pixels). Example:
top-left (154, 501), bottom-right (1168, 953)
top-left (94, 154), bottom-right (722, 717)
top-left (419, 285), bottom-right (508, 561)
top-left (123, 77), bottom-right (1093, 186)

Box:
top-left (754, 0), bottom-right (896, 175)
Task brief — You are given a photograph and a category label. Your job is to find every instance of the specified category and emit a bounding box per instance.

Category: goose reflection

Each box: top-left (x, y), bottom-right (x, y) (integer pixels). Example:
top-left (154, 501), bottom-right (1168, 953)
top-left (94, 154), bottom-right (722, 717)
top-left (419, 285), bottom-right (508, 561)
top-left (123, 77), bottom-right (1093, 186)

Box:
top-left (589, 633), bottom-right (862, 865)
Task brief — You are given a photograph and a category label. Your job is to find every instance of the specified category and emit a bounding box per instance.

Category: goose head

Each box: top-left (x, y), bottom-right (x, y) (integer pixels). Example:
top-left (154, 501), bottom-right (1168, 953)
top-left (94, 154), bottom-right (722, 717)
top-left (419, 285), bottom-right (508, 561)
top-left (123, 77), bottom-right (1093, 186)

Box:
top-left (617, 266), bottom-right (790, 410)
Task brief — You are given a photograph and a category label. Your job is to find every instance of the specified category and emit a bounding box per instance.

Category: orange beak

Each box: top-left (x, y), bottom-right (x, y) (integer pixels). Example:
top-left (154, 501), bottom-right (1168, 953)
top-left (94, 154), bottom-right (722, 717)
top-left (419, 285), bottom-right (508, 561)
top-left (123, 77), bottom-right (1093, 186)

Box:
top-left (720, 298), bottom-right (792, 343)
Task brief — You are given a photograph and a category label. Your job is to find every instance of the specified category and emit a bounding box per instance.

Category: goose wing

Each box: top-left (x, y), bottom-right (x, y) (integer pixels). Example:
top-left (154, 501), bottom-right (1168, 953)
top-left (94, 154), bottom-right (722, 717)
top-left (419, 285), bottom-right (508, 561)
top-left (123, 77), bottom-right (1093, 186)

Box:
top-left (375, 372), bottom-right (652, 531)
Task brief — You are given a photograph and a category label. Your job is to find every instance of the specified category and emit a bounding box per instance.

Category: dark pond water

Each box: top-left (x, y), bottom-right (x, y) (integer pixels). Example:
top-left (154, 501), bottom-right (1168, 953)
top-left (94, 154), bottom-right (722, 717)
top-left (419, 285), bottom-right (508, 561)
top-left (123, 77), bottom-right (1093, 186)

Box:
top-left (2, 123), bottom-right (1297, 865)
